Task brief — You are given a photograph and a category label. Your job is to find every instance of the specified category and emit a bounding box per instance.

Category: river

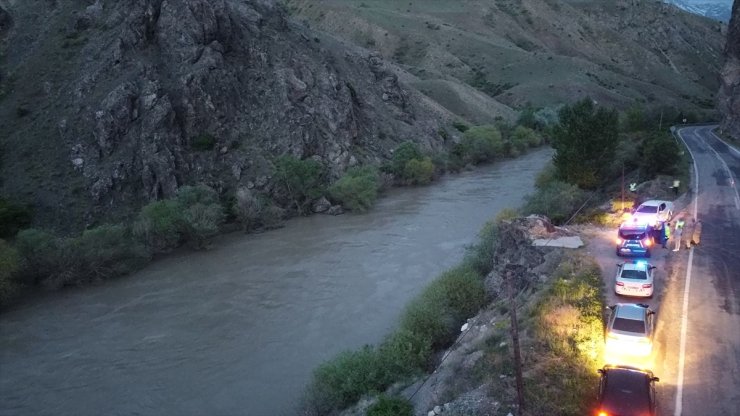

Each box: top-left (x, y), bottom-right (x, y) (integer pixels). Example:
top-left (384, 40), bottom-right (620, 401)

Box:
top-left (0, 148), bottom-right (552, 416)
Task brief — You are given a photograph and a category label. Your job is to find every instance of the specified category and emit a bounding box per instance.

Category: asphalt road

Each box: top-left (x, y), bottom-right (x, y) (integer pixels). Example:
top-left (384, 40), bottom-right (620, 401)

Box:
top-left (668, 126), bottom-right (740, 416)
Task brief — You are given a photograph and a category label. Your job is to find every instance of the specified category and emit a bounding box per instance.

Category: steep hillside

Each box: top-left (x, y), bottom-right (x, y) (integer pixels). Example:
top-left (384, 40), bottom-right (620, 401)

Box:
top-left (718, 0), bottom-right (739, 139)
top-left (0, 0), bottom-right (450, 231)
top-left (286, 0), bottom-right (725, 113)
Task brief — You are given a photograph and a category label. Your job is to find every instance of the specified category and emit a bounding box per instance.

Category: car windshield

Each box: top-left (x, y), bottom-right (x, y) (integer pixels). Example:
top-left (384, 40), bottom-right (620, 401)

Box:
top-left (612, 317), bottom-right (646, 334)
top-left (619, 229), bottom-right (647, 240)
top-left (636, 206), bottom-right (658, 214)
top-left (621, 270), bottom-right (648, 280)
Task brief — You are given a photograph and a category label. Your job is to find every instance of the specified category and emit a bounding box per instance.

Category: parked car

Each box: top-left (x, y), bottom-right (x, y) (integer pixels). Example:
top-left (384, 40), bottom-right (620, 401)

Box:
top-left (596, 365), bottom-right (659, 416)
top-left (631, 200), bottom-right (674, 226)
top-left (616, 223), bottom-right (654, 257)
top-left (615, 261), bottom-right (655, 298)
top-left (605, 303), bottom-right (655, 358)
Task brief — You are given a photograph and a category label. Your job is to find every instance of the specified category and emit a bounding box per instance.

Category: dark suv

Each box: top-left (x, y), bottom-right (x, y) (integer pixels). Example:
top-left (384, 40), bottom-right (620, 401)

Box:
top-left (596, 365), bottom-right (659, 416)
top-left (616, 223), bottom-right (653, 258)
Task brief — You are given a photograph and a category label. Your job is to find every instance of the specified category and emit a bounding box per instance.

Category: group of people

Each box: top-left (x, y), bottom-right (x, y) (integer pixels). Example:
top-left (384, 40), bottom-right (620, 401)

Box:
top-left (652, 218), bottom-right (686, 251)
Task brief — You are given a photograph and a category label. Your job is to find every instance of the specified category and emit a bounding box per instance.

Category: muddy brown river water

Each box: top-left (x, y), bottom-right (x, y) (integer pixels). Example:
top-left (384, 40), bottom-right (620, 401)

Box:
top-left (0, 148), bottom-right (551, 416)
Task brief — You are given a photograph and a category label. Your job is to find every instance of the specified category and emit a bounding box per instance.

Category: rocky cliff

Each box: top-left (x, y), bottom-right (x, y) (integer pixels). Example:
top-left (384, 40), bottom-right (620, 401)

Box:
top-left (718, 0), bottom-right (739, 139)
top-left (0, 0), bottom-right (449, 231)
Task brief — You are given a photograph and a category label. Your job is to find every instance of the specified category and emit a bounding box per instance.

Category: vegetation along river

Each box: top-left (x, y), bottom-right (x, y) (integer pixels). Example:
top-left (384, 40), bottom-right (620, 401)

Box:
top-left (0, 148), bottom-right (552, 416)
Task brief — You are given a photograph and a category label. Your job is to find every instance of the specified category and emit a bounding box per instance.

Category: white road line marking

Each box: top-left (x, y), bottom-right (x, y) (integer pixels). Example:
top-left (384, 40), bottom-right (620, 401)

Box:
top-left (709, 128), bottom-right (740, 158)
top-left (674, 247), bottom-right (694, 416)
top-left (674, 128), bottom-right (699, 416)
top-left (702, 128), bottom-right (740, 210)
top-left (677, 128), bottom-right (699, 221)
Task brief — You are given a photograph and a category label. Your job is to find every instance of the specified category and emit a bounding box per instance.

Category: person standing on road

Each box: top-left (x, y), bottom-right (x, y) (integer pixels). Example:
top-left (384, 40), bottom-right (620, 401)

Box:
top-left (663, 221), bottom-right (671, 249)
top-left (673, 220), bottom-right (684, 251)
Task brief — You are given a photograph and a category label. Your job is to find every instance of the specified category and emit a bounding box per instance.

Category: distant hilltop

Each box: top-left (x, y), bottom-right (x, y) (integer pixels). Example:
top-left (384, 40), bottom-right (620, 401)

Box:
top-left (664, 0), bottom-right (733, 22)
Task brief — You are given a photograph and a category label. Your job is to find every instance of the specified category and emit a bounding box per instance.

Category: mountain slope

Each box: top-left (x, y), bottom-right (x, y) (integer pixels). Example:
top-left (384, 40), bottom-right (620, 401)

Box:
top-left (0, 0), bottom-right (451, 231)
top-left (286, 0), bottom-right (725, 113)
top-left (718, 0), bottom-right (739, 139)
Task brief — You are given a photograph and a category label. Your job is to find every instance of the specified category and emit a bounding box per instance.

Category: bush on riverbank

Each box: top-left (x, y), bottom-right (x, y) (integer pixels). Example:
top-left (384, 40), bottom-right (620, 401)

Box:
top-left (330, 166), bottom-right (380, 212)
top-left (0, 240), bottom-right (19, 306)
top-left (0, 185), bottom-right (226, 306)
top-left (367, 395), bottom-right (414, 416)
top-left (454, 125), bottom-right (504, 164)
top-left (400, 264), bottom-right (486, 348)
top-left (273, 155), bottom-right (326, 214)
top-left (383, 142), bottom-right (437, 185)
top-left (522, 166), bottom-right (589, 224)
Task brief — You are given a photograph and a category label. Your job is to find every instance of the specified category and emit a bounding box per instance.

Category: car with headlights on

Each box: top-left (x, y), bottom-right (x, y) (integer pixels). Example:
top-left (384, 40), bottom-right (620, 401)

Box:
top-left (605, 303), bottom-right (655, 358)
top-left (616, 223), bottom-right (654, 258)
top-left (615, 261), bottom-right (655, 298)
top-left (631, 200), bottom-right (674, 226)
top-left (596, 365), bottom-right (659, 416)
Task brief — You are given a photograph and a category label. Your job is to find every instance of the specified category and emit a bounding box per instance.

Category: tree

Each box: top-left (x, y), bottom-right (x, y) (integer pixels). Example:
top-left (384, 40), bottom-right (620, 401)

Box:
top-left (640, 132), bottom-right (681, 177)
top-left (551, 98), bottom-right (619, 189)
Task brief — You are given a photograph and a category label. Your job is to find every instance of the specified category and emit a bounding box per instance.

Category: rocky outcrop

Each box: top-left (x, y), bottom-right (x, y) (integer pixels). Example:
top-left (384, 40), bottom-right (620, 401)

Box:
top-left (718, 0), bottom-right (740, 139)
top-left (0, 0), bottom-right (449, 230)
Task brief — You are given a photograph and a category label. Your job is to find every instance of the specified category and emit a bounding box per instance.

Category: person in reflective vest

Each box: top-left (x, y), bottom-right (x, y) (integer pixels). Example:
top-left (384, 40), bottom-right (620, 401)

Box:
top-left (663, 222), bottom-right (671, 249)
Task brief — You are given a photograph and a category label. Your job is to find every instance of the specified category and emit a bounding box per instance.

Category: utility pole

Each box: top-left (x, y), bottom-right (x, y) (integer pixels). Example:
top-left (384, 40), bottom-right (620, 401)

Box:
top-left (659, 108), bottom-right (664, 131)
top-left (621, 163), bottom-right (625, 212)
top-left (506, 266), bottom-right (525, 415)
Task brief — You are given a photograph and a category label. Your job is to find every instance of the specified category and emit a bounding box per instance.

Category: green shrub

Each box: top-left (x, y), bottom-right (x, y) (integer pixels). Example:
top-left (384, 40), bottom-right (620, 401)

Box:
top-left (456, 125), bottom-right (504, 164)
top-left (273, 155), bottom-right (326, 214)
top-left (400, 265), bottom-right (485, 347)
top-left (367, 395), bottom-right (414, 416)
top-left (176, 185), bottom-right (225, 248)
top-left (534, 162), bottom-right (558, 190)
top-left (522, 180), bottom-right (588, 224)
top-left (452, 120), bottom-right (470, 132)
top-left (14, 228), bottom-right (61, 286)
top-left (329, 166), bottom-right (380, 212)
top-left (0, 239), bottom-right (20, 307)
top-left (386, 141), bottom-right (424, 177)
top-left (258, 199), bottom-right (286, 229)
top-left (0, 198), bottom-right (32, 238)
top-left (534, 106), bottom-right (560, 129)
top-left (463, 220), bottom-right (500, 276)
top-left (307, 346), bottom-right (384, 413)
top-left (191, 133), bottom-right (216, 151)
top-left (377, 329), bottom-right (432, 377)
top-left (133, 199), bottom-right (183, 252)
top-left (63, 224), bottom-right (150, 285)
top-left (403, 157), bottom-right (434, 185)
top-left (517, 105), bottom-right (538, 129)
top-left (512, 125), bottom-right (541, 149)
top-left (622, 105), bottom-right (646, 132)
top-left (234, 187), bottom-right (264, 232)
